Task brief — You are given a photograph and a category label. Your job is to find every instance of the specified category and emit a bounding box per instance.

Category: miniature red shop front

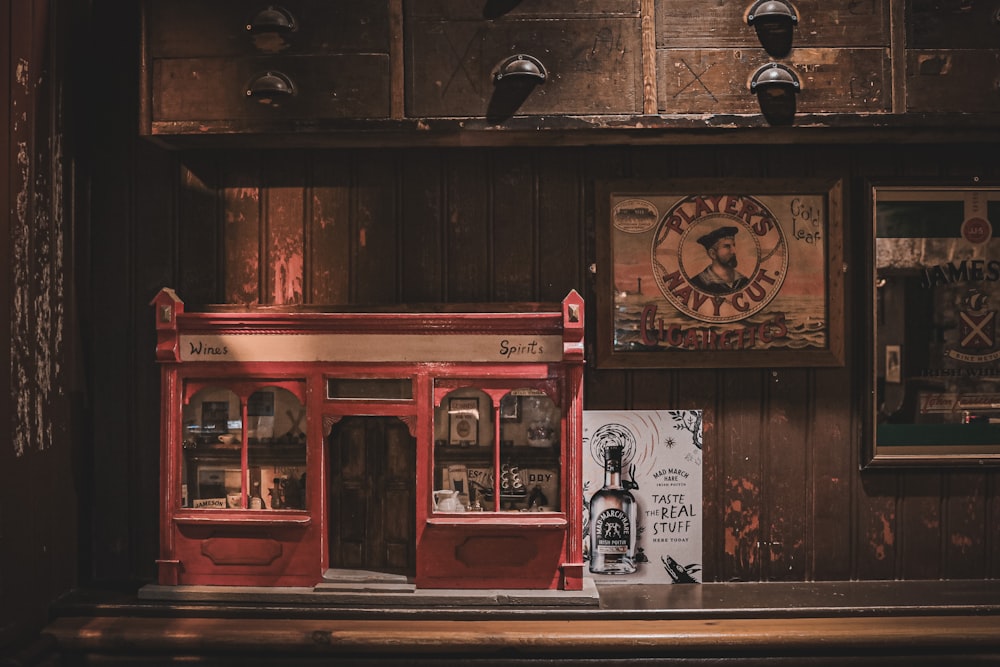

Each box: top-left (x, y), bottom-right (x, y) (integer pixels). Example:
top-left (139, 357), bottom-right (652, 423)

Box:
top-left (151, 288), bottom-right (585, 591)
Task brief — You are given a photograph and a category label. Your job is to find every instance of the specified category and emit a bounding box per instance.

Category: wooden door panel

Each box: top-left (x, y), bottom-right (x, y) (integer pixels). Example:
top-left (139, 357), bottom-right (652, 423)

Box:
top-left (329, 417), bottom-right (416, 576)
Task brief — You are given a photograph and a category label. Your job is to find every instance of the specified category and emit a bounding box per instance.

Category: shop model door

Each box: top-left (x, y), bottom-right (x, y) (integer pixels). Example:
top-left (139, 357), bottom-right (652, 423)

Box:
top-left (328, 416), bottom-right (416, 576)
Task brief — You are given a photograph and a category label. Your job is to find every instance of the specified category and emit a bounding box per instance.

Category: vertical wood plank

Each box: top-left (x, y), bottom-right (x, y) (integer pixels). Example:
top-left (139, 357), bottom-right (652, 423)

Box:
top-left (309, 152), bottom-right (351, 305)
top-left (132, 140), bottom-right (177, 581)
top-left (762, 369), bottom-right (810, 581)
top-left (445, 151), bottom-right (490, 303)
top-left (989, 472), bottom-right (1000, 578)
top-left (264, 152), bottom-right (305, 305)
top-left (855, 473), bottom-right (899, 580)
top-left (536, 149), bottom-right (582, 302)
top-left (223, 153), bottom-right (262, 305)
top-left (640, 0), bottom-right (657, 114)
top-left (177, 157), bottom-right (222, 304)
top-left (490, 149), bottom-right (535, 302)
top-left (720, 370), bottom-right (764, 582)
top-left (943, 473), bottom-right (987, 579)
top-left (399, 150), bottom-right (444, 303)
top-left (810, 365), bottom-right (855, 580)
top-left (86, 0), bottom-right (134, 583)
top-left (899, 473), bottom-right (943, 579)
top-left (354, 151), bottom-right (398, 304)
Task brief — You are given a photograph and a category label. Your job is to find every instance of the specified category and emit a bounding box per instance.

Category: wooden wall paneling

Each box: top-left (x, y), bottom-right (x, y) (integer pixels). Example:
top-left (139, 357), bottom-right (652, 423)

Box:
top-left (222, 153), bottom-right (262, 305)
top-left (176, 157), bottom-right (222, 304)
top-left (810, 365), bottom-right (856, 580)
top-left (399, 150), bottom-right (444, 304)
top-left (850, 142), bottom-right (901, 581)
top-left (86, 0), bottom-right (141, 585)
top-left (3, 0), bottom-right (80, 642)
top-left (354, 151), bottom-right (398, 304)
top-left (943, 473), bottom-right (987, 579)
top-left (445, 151), bottom-right (490, 303)
top-left (263, 151), bottom-right (306, 305)
top-left (990, 473), bottom-right (1000, 578)
top-left (581, 147), bottom-right (629, 412)
top-left (131, 140), bottom-right (177, 581)
top-left (720, 370), bottom-right (765, 581)
top-left (536, 150), bottom-right (583, 302)
top-left (899, 472), bottom-right (944, 579)
top-left (671, 369), bottom-right (718, 581)
top-left (855, 473), bottom-right (899, 580)
top-left (308, 152), bottom-right (352, 305)
top-left (762, 369), bottom-right (810, 580)
top-left (490, 149), bottom-right (536, 303)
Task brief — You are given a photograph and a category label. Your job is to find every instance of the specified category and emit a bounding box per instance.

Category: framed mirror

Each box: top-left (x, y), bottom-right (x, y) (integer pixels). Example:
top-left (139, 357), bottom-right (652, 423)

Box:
top-left (867, 181), bottom-right (1000, 466)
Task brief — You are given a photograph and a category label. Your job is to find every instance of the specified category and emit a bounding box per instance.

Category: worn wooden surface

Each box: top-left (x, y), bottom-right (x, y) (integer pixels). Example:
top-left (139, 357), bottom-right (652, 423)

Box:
top-left (42, 581), bottom-right (1000, 661)
top-left (85, 143), bottom-right (1000, 589)
top-left (654, 0), bottom-right (889, 48)
top-left (41, 580), bottom-right (1000, 665)
top-left (656, 48), bottom-right (889, 114)
top-left (905, 50), bottom-right (1000, 113)
top-left (405, 16), bottom-right (643, 117)
top-left (145, 1), bottom-right (391, 57)
top-left (0, 0), bottom-right (80, 654)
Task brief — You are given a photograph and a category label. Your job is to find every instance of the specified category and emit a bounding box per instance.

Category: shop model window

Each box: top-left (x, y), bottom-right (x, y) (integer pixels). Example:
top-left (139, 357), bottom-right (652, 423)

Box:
top-left (433, 386), bottom-right (561, 513)
top-left (181, 382), bottom-right (307, 510)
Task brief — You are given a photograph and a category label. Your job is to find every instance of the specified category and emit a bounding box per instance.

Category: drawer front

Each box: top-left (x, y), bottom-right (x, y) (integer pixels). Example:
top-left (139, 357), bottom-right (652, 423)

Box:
top-left (656, 48), bottom-right (890, 113)
top-left (906, 50), bottom-right (1000, 112)
top-left (152, 55), bottom-right (391, 122)
top-left (907, 0), bottom-right (1000, 49)
top-left (405, 0), bottom-right (639, 19)
top-left (406, 18), bottom-right (642, 117)
top-left (655, 0), bottom-right (889, 48)
top-left (145, 0), bottom-right (391, 57)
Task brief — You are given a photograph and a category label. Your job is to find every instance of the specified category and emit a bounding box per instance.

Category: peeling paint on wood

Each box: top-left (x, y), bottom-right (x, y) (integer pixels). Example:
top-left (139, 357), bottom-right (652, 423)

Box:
top-left (870, 511), bottom-right (895, 561)
top-left (11, 52), bottom-right (67, 458)
top-left (724, 477), bottom-right (760, 572)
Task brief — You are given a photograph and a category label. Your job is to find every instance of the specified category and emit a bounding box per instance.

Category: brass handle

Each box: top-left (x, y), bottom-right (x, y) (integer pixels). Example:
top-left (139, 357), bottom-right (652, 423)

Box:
top-left (245, 6), bottom-right (296, 33)
top-left (747, 0), bottom-right (798, 26)
top-left (493, 54), bottom-right (547, 84)
top-left (749, 62), bottom-right (801, 95)
top-left (245, 71), bottom-right (296, 98)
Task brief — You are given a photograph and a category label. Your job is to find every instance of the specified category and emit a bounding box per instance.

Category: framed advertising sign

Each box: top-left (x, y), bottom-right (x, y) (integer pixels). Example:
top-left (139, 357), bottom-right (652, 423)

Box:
top-left (867, 182), bottom-right (1000, 466)
top-left (595, 179), bottom-right (845, 368)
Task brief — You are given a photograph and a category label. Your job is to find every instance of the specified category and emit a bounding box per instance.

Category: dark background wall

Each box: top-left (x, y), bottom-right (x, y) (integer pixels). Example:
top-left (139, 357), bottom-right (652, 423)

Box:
top-left (3, 0), bottom-right (999, 654)
top-left (97, 143), bottom-right (997, 587)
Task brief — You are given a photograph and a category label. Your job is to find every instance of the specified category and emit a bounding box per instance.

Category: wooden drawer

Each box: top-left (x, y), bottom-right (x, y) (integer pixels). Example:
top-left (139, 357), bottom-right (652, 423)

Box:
top-left (145, 0), bottom-right (391, 57)
top-left (151, 55), bottom-right (391, 122)
top-left (405, 0), bottom-right (639, 19)
top-left (656, 48), bottom-right (890, 113)
top-left (406, 17), bottom-right (643, 117)
top-left (907, 0), bottom-right (1000, 49)
top-left (906, 49), bottom-right (1000, 112)
top-left (655, 0), bottom-right (889, 48)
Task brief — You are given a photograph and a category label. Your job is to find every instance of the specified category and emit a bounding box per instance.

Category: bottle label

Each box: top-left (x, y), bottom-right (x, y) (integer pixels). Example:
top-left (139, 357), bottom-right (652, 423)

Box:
top-left (594, 508), bottom-right (631, 554)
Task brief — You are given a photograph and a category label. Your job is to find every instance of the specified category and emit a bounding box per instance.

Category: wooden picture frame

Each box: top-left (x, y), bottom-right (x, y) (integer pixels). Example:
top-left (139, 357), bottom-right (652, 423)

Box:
top-left (595, 178), bottom-right (845, 368)
top-left (500, 394), bottom-right (520, 422)
top-left (448, 397), bottom-right (480, 446)
top-left (866, 182), bottom-right (1000, 466)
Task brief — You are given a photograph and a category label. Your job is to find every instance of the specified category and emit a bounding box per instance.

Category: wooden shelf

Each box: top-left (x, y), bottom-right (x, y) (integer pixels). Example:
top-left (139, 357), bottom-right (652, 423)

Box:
top-left (43, 580), bottom-right (1000, 665)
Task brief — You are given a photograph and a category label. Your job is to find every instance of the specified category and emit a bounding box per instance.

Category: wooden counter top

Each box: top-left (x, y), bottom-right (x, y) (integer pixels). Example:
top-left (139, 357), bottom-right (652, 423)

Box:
top-left (42, 581), bottom-right (1000, 665)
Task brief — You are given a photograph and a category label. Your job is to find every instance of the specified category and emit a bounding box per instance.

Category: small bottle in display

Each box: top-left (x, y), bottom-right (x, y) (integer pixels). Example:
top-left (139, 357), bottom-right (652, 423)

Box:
top-left (588, 443), bottom-right (637, 574)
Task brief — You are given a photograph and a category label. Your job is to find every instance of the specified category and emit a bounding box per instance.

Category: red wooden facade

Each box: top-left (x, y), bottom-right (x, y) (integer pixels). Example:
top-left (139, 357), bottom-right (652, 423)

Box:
top-left (151, 288), bottom-right (585, 589)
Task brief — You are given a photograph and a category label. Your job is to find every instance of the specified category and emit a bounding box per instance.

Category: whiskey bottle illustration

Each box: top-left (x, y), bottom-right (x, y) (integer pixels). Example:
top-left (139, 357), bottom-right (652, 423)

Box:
top-left (589, 442), bottom-right (637, 574)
